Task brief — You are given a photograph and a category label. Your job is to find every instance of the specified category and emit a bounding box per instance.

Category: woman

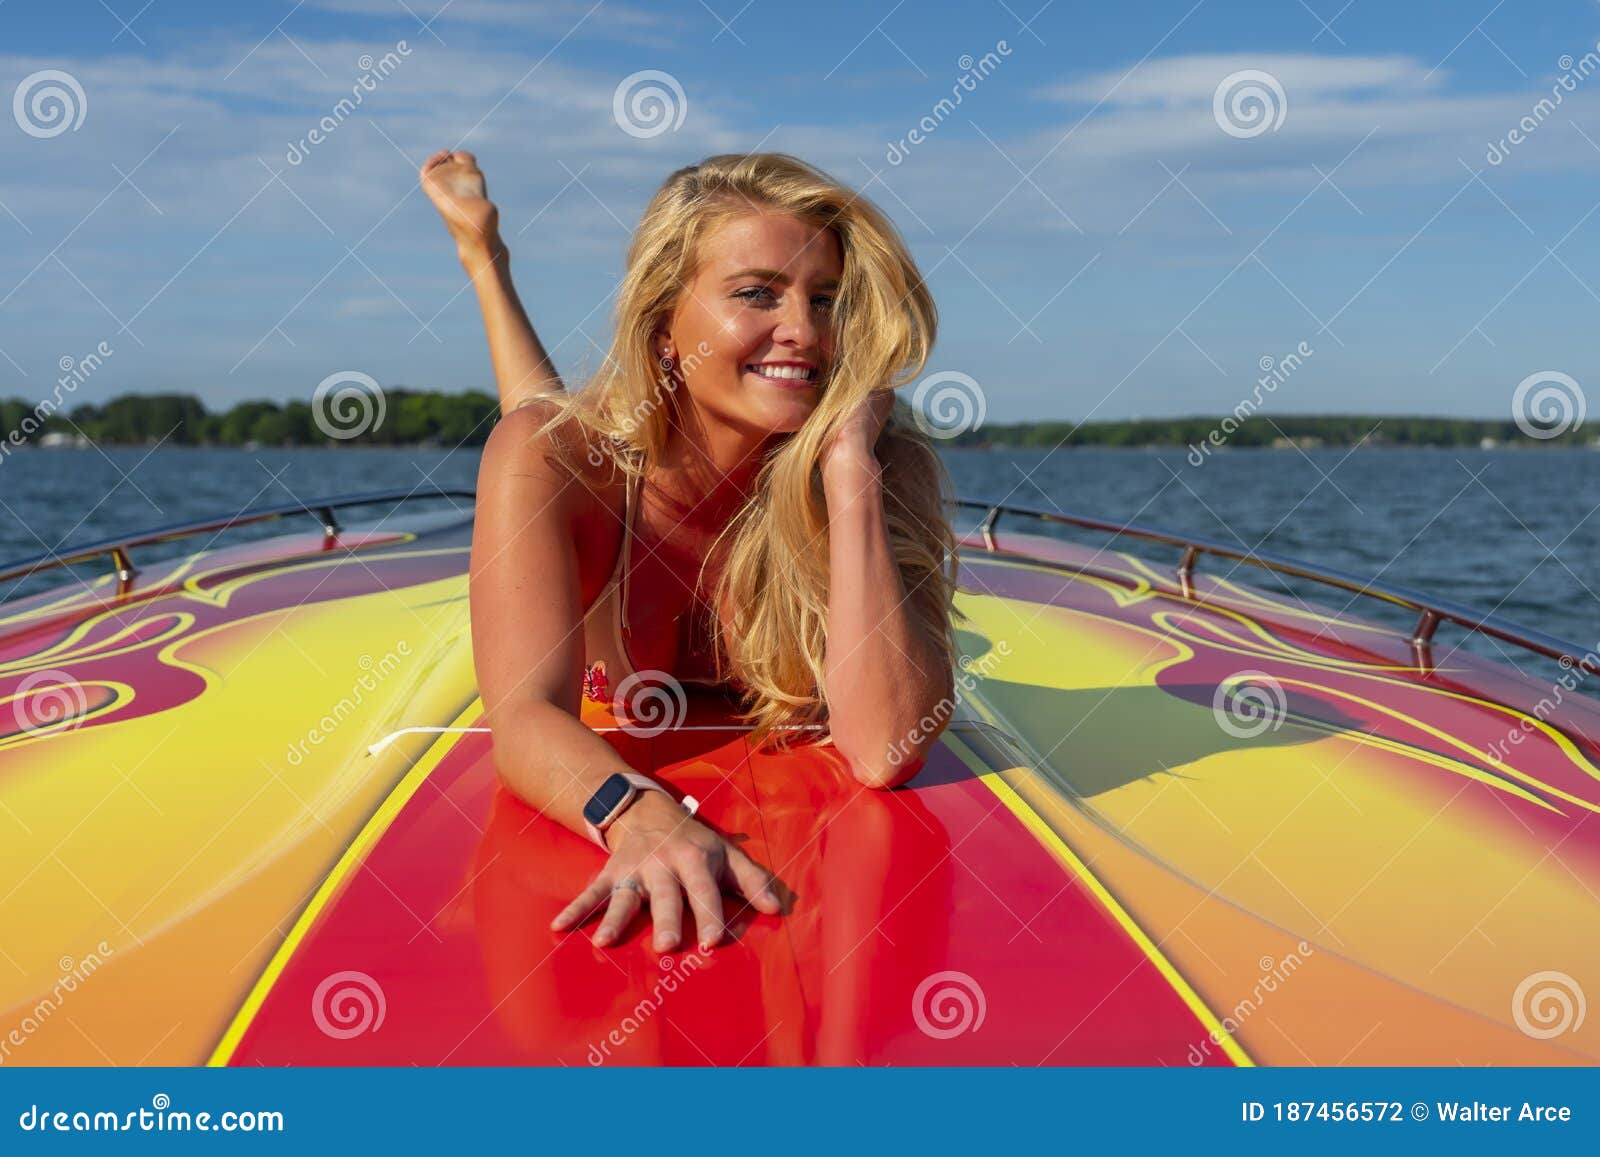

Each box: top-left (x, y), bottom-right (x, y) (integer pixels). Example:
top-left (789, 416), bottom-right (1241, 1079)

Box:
top-left (421, 148), bottom-right (959, 955)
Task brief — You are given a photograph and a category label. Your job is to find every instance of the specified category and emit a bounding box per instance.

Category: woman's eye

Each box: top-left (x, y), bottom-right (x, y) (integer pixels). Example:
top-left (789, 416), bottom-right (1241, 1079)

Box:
top-left (813, 295), bottom-right (835, 311)
top-left (734, 286), bottom-right (775, 304)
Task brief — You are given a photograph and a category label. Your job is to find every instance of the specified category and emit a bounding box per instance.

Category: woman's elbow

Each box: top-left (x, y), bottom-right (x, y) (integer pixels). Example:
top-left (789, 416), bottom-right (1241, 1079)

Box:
top-left (839, 731), bottom-right (940, 790)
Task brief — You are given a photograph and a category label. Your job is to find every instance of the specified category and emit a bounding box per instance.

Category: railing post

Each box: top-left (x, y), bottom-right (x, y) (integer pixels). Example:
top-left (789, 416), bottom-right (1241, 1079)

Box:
top-left (1411, 609), bottom-right (1439, 676)
top-left (1177, 545), bottom-right (1198, 599)
top-left (315, 506), bottom-right (340, 539)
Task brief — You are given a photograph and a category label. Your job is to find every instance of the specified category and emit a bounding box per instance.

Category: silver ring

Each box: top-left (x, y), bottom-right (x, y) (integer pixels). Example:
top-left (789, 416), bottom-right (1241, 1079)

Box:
top-left (611, 878), bottom-right (644, 897)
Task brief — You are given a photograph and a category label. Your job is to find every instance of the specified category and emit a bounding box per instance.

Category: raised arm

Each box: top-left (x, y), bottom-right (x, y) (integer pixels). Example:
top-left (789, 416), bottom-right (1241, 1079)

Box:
top-left (818, 393), bottom-right (956, 789)
top-left (421, 150), bottom-right (564, 411)
top-left (471, 405), bottom-right (782, 951)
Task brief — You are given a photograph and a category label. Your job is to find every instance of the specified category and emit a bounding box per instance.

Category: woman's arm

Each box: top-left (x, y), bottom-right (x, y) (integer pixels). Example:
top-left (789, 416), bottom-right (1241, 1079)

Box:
top-left (472, 405), bottom-right (782, 951)
top-left (819, 396), bottom-right (956, 789)
top-left (421, 150), bottom-right (564, 411)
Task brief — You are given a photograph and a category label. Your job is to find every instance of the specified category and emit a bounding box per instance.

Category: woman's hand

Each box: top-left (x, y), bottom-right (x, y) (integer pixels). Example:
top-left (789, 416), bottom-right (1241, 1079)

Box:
top-left (821, 387), bottom-right (894, 478)
top-left (549, 790), bottom-right (785, 953)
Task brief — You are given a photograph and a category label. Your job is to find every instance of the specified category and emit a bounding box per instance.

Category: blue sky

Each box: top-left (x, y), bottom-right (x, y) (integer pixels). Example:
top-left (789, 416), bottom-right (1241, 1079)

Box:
top-left (2, 0), bottom-right (1598, 423)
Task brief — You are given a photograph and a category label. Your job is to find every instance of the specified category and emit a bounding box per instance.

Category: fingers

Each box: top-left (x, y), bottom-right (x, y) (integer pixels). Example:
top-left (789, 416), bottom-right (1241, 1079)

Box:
top-left (592, 880), bottom-right (644, 947)
top-left (724, 846), bottom-right (782, 915)
top-left (681, 864), bottom-right (727, 951)
top-left (642, 864), bottom-right (683, 953)
top-left (550, 874), bottom-right (610, 932)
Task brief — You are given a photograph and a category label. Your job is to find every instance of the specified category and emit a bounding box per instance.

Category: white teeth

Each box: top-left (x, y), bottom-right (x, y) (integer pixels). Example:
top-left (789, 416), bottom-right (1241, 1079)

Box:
top-left (747, 364), bottom-right (816, 382)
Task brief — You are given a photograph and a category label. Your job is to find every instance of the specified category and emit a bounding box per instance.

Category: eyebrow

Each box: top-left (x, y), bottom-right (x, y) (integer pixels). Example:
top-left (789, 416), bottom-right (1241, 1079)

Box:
top-left (722, 267), bottom-right (840, 289)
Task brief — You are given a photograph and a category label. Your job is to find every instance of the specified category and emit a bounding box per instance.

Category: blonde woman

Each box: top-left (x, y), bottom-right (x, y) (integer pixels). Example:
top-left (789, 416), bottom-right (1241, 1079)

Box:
top-left (421, 149), bottom-right (958, 956)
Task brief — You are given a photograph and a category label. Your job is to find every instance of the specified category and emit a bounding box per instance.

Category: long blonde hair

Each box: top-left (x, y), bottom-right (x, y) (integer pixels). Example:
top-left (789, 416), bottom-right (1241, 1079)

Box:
top-left (536, 152), bottom-right (959, 747)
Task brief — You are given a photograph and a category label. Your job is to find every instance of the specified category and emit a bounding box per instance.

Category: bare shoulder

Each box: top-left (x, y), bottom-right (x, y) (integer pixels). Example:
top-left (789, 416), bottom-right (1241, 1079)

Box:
top-left (475, 399), bottom-right (629, 563)
top-left (479, 400), bottom-right (613, 504)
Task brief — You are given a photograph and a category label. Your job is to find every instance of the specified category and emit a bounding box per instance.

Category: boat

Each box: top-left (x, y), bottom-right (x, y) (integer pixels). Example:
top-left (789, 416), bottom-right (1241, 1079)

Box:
top-left (0, 487), bottom-right (1595, 1066)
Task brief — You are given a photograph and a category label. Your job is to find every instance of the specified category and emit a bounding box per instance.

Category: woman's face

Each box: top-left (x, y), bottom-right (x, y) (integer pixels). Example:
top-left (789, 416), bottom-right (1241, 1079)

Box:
top-left (658, 210), bottom-right (843, 437)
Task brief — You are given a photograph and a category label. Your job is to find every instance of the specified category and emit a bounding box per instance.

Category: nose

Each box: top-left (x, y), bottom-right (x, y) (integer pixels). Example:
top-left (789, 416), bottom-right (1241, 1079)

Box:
top-left (771, 293), bottom-right (823, 352)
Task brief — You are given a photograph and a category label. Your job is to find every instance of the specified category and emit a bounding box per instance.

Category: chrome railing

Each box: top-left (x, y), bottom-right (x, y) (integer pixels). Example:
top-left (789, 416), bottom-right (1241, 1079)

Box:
top-left (3, 486), bottom-right (1591, 680)
top-left (0, 488), bottom-right (474, 593)
top-left (950, 495), bottom-right (1600, 678)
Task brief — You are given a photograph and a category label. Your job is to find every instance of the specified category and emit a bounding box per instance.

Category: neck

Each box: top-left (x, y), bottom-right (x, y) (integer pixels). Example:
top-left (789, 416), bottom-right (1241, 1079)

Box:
top-left (653, 407), bottom-right (775, 525)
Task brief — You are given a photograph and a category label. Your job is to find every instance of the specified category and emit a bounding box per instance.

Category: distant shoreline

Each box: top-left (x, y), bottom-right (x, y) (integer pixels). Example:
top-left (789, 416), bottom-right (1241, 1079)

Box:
top-left (2, 391), bottom-right (1593, 450)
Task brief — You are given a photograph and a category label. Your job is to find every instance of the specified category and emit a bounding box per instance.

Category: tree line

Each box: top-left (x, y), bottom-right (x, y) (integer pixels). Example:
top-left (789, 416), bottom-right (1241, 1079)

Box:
top-left (0, 390), bottom-right (499, 447)
top-left (1, 392), bottom-right (1590, 449)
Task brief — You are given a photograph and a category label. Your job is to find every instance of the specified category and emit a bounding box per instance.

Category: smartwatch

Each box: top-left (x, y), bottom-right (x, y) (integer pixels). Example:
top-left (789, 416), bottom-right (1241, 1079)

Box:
top-left (582, 772), bottom-right (673, 850)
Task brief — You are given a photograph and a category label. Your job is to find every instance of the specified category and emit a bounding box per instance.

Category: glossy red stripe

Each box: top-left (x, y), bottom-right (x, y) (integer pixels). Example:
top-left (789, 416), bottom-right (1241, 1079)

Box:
top-left (224, 696), bottom-right (1232, 1065)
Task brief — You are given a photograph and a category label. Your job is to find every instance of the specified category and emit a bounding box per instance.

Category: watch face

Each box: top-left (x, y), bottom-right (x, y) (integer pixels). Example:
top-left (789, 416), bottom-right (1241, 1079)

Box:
top-left (583, 773), bottom-right (633, 827)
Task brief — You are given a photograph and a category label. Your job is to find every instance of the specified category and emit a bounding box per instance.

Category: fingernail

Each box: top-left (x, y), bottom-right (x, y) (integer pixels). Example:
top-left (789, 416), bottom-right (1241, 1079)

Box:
top-left (658, 934), bottom-right (679, 951)
top-left (594, 930), bottom-right (611, 946)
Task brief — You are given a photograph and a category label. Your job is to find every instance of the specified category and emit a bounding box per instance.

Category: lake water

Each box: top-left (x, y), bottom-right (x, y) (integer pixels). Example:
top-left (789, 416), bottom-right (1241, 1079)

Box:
top-left (3, 444), bottom-right (1597, 675)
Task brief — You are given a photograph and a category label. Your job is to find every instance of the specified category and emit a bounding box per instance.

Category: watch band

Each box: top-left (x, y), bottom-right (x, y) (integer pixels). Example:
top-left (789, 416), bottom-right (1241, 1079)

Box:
top-left (583, 772), bottom-right (673, 851)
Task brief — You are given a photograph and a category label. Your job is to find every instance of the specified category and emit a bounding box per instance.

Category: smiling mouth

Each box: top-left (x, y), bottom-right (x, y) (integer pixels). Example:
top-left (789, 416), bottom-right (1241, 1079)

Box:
top-left (744, 363), bottom-right (819, 385)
